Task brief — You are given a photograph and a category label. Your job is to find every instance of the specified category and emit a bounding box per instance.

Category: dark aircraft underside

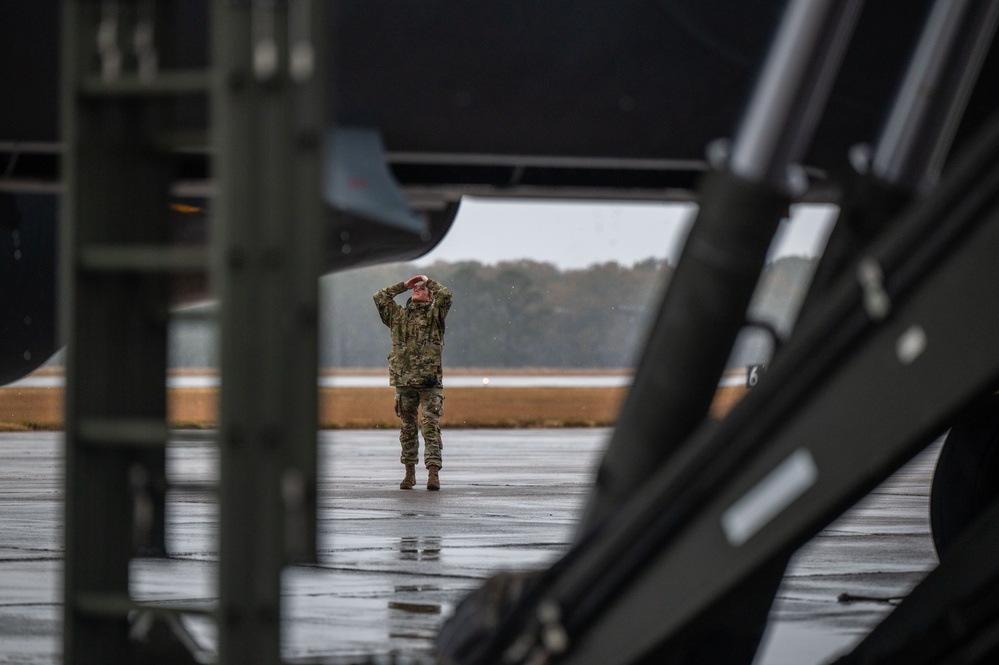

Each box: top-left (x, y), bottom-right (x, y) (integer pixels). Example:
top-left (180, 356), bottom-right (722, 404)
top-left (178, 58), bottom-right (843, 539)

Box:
top-left (4, 0), bottom-right (997, 382)
top-left (4, 1), bottom-right (997, 200)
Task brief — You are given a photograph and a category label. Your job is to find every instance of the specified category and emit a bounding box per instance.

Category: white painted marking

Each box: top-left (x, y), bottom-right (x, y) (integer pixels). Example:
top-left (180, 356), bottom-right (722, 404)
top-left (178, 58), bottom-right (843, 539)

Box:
top-left (721, 448), bottom-right (818, 547)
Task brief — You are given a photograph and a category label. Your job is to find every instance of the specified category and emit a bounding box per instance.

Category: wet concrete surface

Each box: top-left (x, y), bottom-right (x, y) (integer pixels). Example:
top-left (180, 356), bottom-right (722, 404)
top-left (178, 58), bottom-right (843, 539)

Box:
top-left (757, 440), bottom-right (941, 663)
top-left (0, 429), bottom-right (941, 664)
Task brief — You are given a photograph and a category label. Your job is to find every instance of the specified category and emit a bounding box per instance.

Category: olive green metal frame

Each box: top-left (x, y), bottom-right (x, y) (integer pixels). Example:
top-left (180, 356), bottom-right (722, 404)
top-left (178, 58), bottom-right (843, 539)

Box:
top-left (60, 1), bottom-right (327, 663)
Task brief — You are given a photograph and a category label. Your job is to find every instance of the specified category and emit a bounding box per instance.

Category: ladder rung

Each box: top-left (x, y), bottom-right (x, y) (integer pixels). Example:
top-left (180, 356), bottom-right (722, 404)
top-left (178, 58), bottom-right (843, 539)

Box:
top-left (78, 418), bottom-right (170, 448)
top-left (79, 245), bottom-right (208, 274)
top-left (74, 591), bottom-right (215, 619)
top-left (154, 130), bottom-right (210, 154)
top-left (79, 70), bottom-right (210, 98)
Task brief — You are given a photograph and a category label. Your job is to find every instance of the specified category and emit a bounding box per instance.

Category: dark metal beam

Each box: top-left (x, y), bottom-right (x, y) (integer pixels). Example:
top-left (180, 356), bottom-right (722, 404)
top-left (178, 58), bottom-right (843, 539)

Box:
top-left (212, 0), bottom-right (328, 662)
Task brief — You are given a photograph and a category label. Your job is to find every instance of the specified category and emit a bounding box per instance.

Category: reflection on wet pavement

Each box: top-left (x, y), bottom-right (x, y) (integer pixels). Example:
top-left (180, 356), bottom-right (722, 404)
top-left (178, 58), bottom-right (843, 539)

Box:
top-left (399, 536), bottom-right (442, 562)
top-left (390, 599), bottom-right (442, 615)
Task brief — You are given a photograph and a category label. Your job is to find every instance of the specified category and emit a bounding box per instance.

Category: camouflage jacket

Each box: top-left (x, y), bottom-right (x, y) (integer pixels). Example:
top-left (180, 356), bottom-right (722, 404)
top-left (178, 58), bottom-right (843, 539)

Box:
top-left (373, 279), bottom-right (453, 387)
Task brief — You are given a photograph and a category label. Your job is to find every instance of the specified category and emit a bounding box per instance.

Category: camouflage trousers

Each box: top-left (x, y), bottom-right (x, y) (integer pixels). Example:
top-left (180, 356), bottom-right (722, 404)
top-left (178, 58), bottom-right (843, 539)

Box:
top-left (395, 386), bottom-right (444, 468)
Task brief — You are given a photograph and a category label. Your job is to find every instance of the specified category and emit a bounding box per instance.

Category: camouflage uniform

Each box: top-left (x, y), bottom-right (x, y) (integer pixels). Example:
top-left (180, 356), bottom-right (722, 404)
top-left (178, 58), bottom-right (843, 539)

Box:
top-left (374, 279), bottom-right (453, 468)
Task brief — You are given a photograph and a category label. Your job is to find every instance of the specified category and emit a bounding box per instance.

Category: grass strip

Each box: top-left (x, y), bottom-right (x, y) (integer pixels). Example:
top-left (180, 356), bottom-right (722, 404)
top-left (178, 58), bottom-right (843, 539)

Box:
top-left (0, 385), bottom-right (746, 431)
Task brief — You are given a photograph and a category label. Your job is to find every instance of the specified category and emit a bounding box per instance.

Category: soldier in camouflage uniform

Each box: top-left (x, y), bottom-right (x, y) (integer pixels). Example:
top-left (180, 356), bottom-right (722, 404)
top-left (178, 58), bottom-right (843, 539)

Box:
top-left (374, 274), bottom-right (453, 490)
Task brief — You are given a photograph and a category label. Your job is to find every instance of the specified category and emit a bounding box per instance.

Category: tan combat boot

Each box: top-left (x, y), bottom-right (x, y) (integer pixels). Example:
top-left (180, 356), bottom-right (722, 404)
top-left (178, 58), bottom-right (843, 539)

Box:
top-left (427, 466), bottom-right (441, 491)
top-left (400, 464), bottom-right (416, 490)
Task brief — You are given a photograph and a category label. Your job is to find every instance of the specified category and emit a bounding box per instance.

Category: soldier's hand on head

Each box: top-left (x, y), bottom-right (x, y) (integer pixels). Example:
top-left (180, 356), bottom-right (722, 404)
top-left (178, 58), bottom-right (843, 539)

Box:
top-left (405, 275), bottom-right (430, 290)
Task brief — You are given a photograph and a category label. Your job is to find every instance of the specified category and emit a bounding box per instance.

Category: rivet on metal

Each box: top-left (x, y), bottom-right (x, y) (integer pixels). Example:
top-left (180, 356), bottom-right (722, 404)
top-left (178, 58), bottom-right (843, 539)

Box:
top-left (896, 324), bottom-right (928, 365)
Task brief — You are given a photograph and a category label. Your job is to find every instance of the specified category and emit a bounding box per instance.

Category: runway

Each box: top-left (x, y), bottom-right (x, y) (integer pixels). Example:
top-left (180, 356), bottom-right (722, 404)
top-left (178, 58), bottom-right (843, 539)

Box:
top-left (3, 371), bottom-right (747, 389)
top-left (0, 429), bottom-right (940, 664)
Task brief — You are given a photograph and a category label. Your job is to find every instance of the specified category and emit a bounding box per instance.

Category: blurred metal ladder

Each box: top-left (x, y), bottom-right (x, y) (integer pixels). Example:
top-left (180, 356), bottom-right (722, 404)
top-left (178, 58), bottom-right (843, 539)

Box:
top-left (60, 1), bottom-right (327, 663)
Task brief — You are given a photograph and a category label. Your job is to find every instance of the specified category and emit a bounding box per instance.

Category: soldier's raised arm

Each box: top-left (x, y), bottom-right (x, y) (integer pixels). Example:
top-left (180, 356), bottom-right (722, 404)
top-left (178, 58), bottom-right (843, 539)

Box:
top-left (373, 281), bottom-right (407, 327)
top-left (426, 277), bottom-right (452, 319)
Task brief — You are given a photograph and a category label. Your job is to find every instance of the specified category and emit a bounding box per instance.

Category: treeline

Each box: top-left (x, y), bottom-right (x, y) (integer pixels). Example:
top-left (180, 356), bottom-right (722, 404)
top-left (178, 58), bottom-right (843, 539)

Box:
top-left (168, 256), bottom-right (816, 369)
top-left (317, 255), bottom-right (816, 369)
top-left (321, 258), bottom-right (673, 369)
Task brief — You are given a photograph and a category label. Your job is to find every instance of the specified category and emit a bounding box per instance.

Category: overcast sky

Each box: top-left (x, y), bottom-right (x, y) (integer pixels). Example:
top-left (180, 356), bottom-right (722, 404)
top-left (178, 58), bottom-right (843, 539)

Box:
top-left (417, 198), bottom-right (839, 269)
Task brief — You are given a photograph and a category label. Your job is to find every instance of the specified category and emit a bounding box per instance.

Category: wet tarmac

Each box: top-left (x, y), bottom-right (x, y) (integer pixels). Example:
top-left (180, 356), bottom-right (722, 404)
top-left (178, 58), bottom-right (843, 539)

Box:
top-left (0, 429), bottom-right (940, 664)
